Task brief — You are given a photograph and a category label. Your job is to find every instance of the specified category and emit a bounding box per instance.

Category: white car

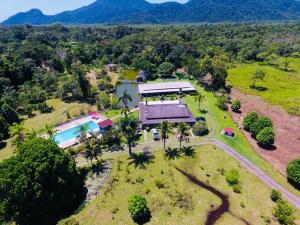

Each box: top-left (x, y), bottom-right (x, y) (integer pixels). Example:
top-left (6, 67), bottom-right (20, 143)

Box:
top-left (151, 128), bottom-right (160, 141)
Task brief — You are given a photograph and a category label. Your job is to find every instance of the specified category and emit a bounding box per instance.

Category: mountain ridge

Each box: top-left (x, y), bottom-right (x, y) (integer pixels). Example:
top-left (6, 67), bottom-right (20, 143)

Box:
top-left (3, 0), bottom-right (300, 25)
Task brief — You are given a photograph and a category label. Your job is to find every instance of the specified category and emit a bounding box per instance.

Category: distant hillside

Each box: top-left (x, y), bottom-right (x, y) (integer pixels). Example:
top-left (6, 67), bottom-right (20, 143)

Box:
top-left (3, 0), bottom-right (300, 25)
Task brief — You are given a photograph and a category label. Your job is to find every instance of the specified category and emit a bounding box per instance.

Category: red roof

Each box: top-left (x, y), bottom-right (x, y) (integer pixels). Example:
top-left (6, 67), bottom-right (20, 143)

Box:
top-left (98, 119), bottom-right (114, 129)
top-left (223, 128), bottom-right (234, 133)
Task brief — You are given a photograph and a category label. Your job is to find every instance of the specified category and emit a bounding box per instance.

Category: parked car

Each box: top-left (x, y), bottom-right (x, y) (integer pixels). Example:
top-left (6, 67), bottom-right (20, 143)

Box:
top-left (151, 128), bottom-right (160, 141)
top-left (196, 116), bottom-right (206, 122)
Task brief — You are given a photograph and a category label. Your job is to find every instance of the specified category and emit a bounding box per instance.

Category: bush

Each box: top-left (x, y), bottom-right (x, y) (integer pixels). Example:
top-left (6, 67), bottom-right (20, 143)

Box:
top-left (128, 195), bottom-right (151, 224)
top-left (37, 102), bottom-right (53, 113)
top-left (216, 96), bottom-right (228, 111)
top-left (243, 112), bottom-right (259, 131)
top-left (231, 99), bottom-right (241, 112)
top-left (250, 116), bottom-right (273, 136)
top-left (155, 179), bottom-right (165, 189)
top-left (273, 200), bottom-right (295, 225)
top-left (232, 184), bottom-right (242, 193)
top-left (171, 191), bottom-right (194, 212)
top-left (225, 169), bottom-right (240, 186)
top-left (192, 121), bottom-right (208, 136)
top-left (256, 127), bottom-right (275, 146)
top-left (287, 158), bottom-right (300, 188)
top-left (270, 189), bottom-right (282, 202)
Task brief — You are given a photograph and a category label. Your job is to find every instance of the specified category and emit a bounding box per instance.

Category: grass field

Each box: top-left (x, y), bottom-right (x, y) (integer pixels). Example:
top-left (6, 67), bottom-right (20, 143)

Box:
top-left (228, 57), bottom-right (300, 115)
top-left (0, 99), bottom-right (96, 161)
top-left (70, 145), bottom-right (299, 225)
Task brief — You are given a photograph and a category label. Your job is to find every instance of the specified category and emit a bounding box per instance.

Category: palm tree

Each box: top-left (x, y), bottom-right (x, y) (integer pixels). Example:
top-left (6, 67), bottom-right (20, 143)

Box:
top-left (44, 124), bottom-right (55, 138)
top-left (119, 115), bottom-right (139, 156)
top-left (9, 123), bottom-right (27, 145)
top-left (118, 90), bottom-right (132, 109)
top-left (160, 120), bottom-right (171, 150)
top-left (177, 122), bottom-right (189, 149)
top-left (77, 124), bottom-right (89, 142)
top-left (164, 147), bottom-right (181, 160)
top-left (84, 138), bottom-right (102, 164)
top-left (194, 92), bottom-right (206, 111)
top-left (121, 106), bottom-right (130, 116)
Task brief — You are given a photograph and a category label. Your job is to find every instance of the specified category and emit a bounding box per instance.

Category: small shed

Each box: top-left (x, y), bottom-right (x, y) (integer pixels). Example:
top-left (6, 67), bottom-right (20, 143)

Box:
top-left (136, 70), bottom-right (147, 82)
top-left (98, 119), bottom-right (114, 132)
top-left (222, 128), bottom-right (235, 137)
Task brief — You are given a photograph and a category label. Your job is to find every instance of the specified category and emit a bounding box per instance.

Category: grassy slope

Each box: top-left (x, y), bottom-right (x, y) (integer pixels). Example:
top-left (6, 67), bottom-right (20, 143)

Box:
top-left (227, 57), bottom-right (300, 114)
top-left (72, 145), bottom-right (298, 224)
top-left (0, 99), bottom-right (96, 161)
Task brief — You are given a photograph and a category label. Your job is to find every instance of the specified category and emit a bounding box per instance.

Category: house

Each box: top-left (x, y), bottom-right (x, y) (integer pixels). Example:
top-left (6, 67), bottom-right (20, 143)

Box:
top-left (221, 128), bottom-right (235, 137)
top-left (138, 81), bottom-right (196, 97)
top-left (139, 100), bottom-right (196, 128)
top-left (98, 119), bottom-right (114, 132)
top-left (105, 64), bottom-right (117, 72)
top-left (136, 70), bottom-right (147, 82)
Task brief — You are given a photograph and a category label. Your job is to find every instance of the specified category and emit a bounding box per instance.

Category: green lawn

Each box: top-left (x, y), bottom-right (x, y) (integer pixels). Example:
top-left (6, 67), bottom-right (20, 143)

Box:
top-left (228, 57), bottom-right (300, 115)
top-left (70, 145), bottom-right (299, 225)
top-left (0, 99), bottom-right (96, 162)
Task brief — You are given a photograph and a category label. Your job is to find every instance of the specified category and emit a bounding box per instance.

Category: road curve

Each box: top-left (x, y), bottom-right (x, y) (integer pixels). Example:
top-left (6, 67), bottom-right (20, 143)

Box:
top-left (197, 140), bottom-right (300, 210)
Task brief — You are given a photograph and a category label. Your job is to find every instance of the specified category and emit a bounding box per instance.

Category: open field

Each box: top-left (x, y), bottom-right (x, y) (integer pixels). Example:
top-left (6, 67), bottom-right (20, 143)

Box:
top-left (228, 57), bottom-right (300, 115)
top-left (71, 145), bottom-right (300, 225)
top-left (0, 99), bottom-right (96, 161)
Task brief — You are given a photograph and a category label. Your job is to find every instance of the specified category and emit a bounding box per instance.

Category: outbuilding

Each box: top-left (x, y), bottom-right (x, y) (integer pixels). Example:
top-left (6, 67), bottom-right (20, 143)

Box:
top-left (221, 128), bottom-right (235, 137)
top-left (98, 119), bottom-right (114, 132)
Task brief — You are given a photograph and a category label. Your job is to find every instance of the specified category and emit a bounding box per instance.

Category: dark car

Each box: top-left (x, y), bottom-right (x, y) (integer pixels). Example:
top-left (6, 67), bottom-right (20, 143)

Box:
top-left (196, 116), bottom-right (206, 122)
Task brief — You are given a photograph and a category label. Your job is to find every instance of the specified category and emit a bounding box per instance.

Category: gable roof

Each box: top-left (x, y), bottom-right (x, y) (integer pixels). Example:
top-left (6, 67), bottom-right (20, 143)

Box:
top-left (98, 119), bottom-right (114, 129)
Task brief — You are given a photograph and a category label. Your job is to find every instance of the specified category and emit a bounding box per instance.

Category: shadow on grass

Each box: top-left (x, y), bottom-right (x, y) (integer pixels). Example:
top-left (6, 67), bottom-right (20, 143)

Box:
top-left (164, 147), bottom-right (181, 160)
top-left (250, 85), bottom-right (268, 92)
top-left (128, 152), bottom-right (155, 169)
top-left (257, 142), bottom-right (277, 151)
top-left (181, 146), bottom-right (196, 158)
top-left (0, 141), bottom-right (7, 150)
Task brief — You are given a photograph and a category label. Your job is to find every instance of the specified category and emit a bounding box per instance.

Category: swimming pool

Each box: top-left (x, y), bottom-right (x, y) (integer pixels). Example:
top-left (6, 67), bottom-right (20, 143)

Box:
top-left (53, 121), bottom-right (99, 145)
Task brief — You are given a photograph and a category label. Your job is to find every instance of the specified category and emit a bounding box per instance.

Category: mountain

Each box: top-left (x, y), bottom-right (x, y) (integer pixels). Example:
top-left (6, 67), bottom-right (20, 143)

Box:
top-left (3, 0), bottom-right (300, 25)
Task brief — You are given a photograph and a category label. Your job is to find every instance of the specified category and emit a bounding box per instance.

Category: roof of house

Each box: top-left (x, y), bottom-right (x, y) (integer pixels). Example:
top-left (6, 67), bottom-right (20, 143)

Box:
top-left (138, 82), bottom-right (195, 95)
top-left (98, 119), bottom-right (114, 129)
top-left (223, 128), bottom-right (234, 133)
top-left (139, 100), bottom-right (196, 125)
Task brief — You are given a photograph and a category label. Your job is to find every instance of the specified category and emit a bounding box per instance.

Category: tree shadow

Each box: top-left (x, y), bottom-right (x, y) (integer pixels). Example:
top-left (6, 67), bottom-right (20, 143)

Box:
top-left (181, 146), bottom-right (196, 158)
top-left (128, 152), bottom-right (155, 169)
top-left (199, 109), bottom-right (208, 114)
top-left (250, 85), bottom-right (268, 92)
top-left (257, 142), bottom-right (277, 151)
top-left (91, 161), bottom-right (108, 175)
top-left (133, 211), bottom-right (152, 225)
top-left (164, 147), bottom-right (181, 160)
top-left (0, 141), bottom-right (7, 150)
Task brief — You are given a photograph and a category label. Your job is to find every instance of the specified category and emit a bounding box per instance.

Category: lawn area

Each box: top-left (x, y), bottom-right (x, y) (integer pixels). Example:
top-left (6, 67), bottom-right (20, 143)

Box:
top-left (0, 99), bottom-right (96, 162)
top-left (227, 57), bottom-right (300, 115)
top-left (70, 145), bottom-right (299, 224)
top-left (183, 81), bottom-right (300, 197)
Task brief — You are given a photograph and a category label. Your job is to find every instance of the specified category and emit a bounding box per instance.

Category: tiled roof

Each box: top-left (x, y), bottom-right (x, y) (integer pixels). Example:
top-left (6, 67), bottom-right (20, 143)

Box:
top-left (98, 119), bottom-right (114, 128)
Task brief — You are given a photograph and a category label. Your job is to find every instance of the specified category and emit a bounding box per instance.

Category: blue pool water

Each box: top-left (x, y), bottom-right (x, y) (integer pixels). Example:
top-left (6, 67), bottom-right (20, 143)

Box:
top-left (53, 121), bottom-right (99, 144)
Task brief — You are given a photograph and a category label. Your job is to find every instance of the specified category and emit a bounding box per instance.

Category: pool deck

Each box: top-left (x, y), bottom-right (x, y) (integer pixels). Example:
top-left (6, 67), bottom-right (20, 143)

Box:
top-left (55, 114), bottom-right (108, 149)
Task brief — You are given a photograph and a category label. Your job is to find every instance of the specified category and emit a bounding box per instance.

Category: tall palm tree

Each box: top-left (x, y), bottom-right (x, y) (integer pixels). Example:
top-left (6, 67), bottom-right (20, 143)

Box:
top-left (194, 92), bottom-right (206, 111)
top-left (119, 115), bottom-right (139, 156)
top-left (9, 123), bottom-right (27, 146)
top-left (84, 138), bottom-right (102, 164)
top-left (160, 120), bottom-right (171, 150)
top-left (121, 106), bottom-right (130, 116)
top-left (77, 124), bottom-right (89, 142)
top-left (44, 124), bottom-right (55, 138)
top-left (177, 122), bottom-right (189, 149)
top-left (118, 90), bottom-right (132, 109)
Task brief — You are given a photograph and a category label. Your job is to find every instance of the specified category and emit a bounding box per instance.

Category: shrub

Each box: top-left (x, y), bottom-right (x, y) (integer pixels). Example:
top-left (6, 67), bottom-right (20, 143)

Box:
top-left (232, 184), bottom-right (242, 193)
top-left (225, 169), bottom-right (240, 186)
top-left (192, 121), bottom-right (209, 136)
top-left (171, 191), bottom-right (194, 212)
top-left (273, 200), bottom-right (295, 225)
top-left (250, 116), bottom-right (273, 136)
top-left (231, 99), bottom-right (241, 112)
top-left (243, 112), bottom-right (259, 131)
top-left (216, 96), bottom-right (228, 111)
top-left (270, 189), bottom-right (282, 202)
top-left (155, 179), bottom-right (165, 189)
top-left (256, 127), bottom-right (275, 146)
top-left (128, 195), bottom-right (151, 224)
top-left (287, 158), bottom-right (300, 188)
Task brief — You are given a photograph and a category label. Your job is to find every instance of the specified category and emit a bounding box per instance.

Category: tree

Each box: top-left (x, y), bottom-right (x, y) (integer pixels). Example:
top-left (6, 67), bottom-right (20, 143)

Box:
top-left (216, 96), bottom-right (228, 111)
top-left (75, 67), bottom-right (90, 99)
top-left (0, 103), bottom-right (19, 125)
top-left (177, 123), bottom-right (189, 149)
top-left (287, 158), bottom-right (300, 189)
top-left (97, 92), bottom-right (111, 109)
top-left (158, 62), bottom-right (175, 78)
top-left (0, 116), bottom-right (8, 141)
top-left (128, 195), bottom-right (151, 224)
top-left (243, 112), bottom-right (259, 131)
top-left (118, 90), bottom-right (132, 109)
top-left (270, 189), bottom-right (282, 203)
top-left (0, 138), bottom-right (85, 225)
top-left (273, 200), bottom-right (295, 225)
top-left (251, 70), bottom-right (265, 87)
top-left (231, 99), bottom-right (241, 112)
top-left (119, 115), bottom-right (139, 156)
top-left (194, 92), bottom-right (206, 111)
top-left (250, 116), bottom-right (273, 137)
top-left (101, 128), bottom-right (122, 151)
top-left (77, 124), bottom-right (89, 142)
top-left (44, 124), bottom-right (55, 138)
top-left (256, 127), bottom-right (275, 146)
top-left (192, 121), bottom-right (208, 136)
top-left (9, 123), bottom-right (27, 146)
top-left (84, 138), bottom-right (102, 164)
top-left (160, 120), bottom-right (171, 150)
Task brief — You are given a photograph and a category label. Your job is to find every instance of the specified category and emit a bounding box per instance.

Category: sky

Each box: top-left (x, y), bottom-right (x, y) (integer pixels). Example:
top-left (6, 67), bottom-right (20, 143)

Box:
top-left (0, 0), bottom-right (188, 22)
